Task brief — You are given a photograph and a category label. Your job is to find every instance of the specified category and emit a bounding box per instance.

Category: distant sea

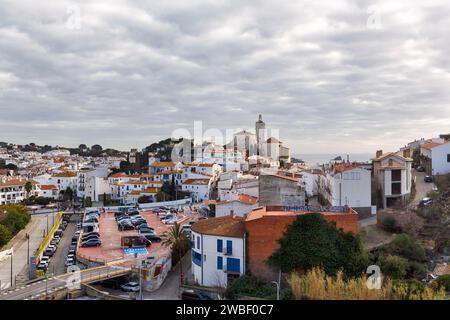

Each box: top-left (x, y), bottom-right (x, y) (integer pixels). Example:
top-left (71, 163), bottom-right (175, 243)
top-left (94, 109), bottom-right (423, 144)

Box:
top-left (292, 153), bottom-right (373, 167)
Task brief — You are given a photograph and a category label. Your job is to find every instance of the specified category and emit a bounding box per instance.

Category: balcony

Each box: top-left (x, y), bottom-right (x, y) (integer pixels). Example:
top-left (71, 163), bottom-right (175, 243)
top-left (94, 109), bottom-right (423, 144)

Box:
top-left (223, 247), bottom-right (232, 256)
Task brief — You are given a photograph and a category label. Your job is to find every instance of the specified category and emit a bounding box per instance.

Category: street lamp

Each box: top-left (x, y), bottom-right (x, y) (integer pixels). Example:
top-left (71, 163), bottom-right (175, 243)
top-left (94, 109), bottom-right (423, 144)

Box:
top-left (271, 269), bottom-right (281, 301)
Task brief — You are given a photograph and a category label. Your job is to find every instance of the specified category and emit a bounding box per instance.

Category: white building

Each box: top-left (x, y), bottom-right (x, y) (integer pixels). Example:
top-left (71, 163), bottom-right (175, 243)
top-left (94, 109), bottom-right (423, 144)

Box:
top-left (191, 215), bottom-right (246, 288)
top-left (0, 177), bottom-right (40, 205)
top-left (39, 184), bottom-right (58, 199)
top-left (302, 169), bottom-right (322, 197)
top-left (215, 194), bottom-right (258, 217)
top-left (182, 178), bottom-right (211, 202)
top-left (372, 151), bottom-right (413, 208)
top-left (318, 164), bottom-right (372, 215)
top-left (420, 141), bottom-right (450, 175)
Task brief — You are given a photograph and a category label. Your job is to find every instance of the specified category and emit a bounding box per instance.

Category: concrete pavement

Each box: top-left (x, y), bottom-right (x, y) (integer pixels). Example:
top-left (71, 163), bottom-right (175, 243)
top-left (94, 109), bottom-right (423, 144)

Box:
top-left (0, 213), bottom-right (56, 291)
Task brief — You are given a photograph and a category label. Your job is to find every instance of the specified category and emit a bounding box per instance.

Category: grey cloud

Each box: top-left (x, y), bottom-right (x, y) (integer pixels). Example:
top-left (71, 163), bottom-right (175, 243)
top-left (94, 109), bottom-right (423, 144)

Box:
top-left (0, 0), bottom-right (449, 153)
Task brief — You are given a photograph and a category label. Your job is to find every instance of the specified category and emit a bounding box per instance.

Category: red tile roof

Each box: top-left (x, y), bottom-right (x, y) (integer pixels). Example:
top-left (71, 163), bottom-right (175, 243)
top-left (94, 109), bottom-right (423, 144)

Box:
top-left (192, 215), bottom-right (245, 238)
top-left (39, 184), bottom-right (58, 190)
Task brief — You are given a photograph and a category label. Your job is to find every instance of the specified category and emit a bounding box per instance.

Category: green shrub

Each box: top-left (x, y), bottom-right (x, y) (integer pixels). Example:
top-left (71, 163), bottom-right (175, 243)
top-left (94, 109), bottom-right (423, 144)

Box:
top-left (381, 216), bottom-right (401, 233)
top-left (436, 275), bottom-right (450, 291)
top-left (380, 255), bottom-right (408, 279)
top-left (225, 275), bottom-right (283, 300)
top-left (2, 209), bottom-right (30, 235)
top-left (0, 224), bottom-right (12, 247)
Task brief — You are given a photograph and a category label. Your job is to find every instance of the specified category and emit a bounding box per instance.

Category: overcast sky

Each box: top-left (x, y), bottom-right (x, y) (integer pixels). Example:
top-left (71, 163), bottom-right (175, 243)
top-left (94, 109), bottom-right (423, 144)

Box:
top-left (0, 0), bottom-right (449, 154)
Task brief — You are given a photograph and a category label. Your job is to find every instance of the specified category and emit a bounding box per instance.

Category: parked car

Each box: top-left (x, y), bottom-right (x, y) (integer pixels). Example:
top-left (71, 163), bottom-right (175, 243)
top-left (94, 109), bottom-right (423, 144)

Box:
top-left (416, 166), bottom-right (425, 172)
top-left (82, 231), bottom-right (99, 238)
top-left (65, 258), bottom-right (75, 267)
top-left (424, 175), bottom-right (433, 183)
top-left (68, 245), bottom-right (77, 255)
top-left (37, 262), bottom-right (48, 272)
top-left (142, 233), bottom-right (162, 242)
top-left (117, 216), bottom-right (131, 223)
top-left (137, 224), bottom-right (153, 231)
top-left (131, 219), bottom-right (147, 227)
top-left (118, 222), bottom-right (135, 231)
top-left (82, 234), bottom-right (100, 242)
top-left (40, 256), bottom-right (50, 264)
top-left (44, 248), bottom-right (54, 257)
top-left (48, 244), bottom-right (57, 253)
top-left (120, 282), bottom-right (140, 292)
top-left (419, 197), bottom-right (433, 207)
top-left (181, 291), bottom-right (213, 300)
top-left (81, 238), bottom-right (102, 247)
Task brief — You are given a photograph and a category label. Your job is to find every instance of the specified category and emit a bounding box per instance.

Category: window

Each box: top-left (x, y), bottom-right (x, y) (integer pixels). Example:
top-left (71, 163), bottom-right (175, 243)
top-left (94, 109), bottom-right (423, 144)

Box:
top-left (217, 256), bottom-right (223, 270)
top-left (192, 251), bottom-right (202, 267)
top-left (226, 258), bottom-right (240, 273)
top-left (447, 154), bottom-right (450, 163)
top-left (196, 236), bottom-right (200, 250)
top-left (226, 240), bottom-right (233, 255)
top-left (217, 239), bottom-right (223, 252)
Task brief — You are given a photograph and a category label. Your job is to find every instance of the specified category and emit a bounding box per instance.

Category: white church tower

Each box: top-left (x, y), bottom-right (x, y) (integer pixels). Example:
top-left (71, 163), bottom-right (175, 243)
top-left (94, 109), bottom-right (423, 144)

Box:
top-left (255, 114), bottom-right (266, 156)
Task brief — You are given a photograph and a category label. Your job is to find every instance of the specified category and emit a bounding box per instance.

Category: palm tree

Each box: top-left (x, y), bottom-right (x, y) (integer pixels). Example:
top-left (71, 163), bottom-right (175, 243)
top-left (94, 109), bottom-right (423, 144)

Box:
top-left (161, 223), bottom-right (190, 266)
top-left (24, 181), bottom-right (33, 199)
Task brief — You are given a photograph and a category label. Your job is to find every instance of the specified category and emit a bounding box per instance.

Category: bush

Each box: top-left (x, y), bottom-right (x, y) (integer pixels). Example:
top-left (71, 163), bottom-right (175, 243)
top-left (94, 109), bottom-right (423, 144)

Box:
top-left (225, 275), bottom-right (284, 300)
top-left (436, 275), bottom-right (450, 291)
top-left (0, 224), bottom-right (12, 247)
top-left (380, 255), bottom-right (408, 279)
top-left (381, 216), bottom-right (401, 233)
top-left (383, 234), bottom-right (427, 262)
top-left (2, 209), bottom-right (30, 235)
top-left (268, 213), bottom-right (368, 278)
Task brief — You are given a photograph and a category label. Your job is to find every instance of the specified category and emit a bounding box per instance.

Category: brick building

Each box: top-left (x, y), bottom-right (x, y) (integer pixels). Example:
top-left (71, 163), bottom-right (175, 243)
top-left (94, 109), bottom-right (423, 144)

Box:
top-left (244, 205), bottom-right (359, 281)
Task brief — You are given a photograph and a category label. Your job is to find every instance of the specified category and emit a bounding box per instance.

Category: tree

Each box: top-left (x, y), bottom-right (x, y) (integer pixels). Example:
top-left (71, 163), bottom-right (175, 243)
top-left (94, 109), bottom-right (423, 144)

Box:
top-left (0, 224), bottom-right (12, 247)
top-left (78, 144), bottom-right (88, 150)
top-left (2, 208), bottom-right (30, 235)
top-left (63, 187), bottom-right (74, 202)
top-left (161, 223), bottom-right (189, 265)
top-left (84, 196), bottom-right (92, 208)
top-left (380, 255), bottom-right (408, 279)
top-left (268, 213), bottom-right (368, 278)
top-left (91, 144), bottom-right (103, 153)
top-left (137, 195), bottom-right (151, 204)
top-left (24, 181), bottom-right (33, 199)
top-left (381, 234), bottom-right (426, 262)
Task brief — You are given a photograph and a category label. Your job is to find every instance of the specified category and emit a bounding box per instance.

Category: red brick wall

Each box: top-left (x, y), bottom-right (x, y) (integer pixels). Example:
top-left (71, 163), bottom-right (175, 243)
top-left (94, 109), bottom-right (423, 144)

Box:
top-left (245, 213), bottom-right (358, 281)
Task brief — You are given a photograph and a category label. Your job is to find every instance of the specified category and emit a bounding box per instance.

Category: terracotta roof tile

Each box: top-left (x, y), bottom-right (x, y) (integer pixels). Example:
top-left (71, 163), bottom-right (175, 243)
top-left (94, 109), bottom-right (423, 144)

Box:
top-left (192, 215), bottom-right (245, 238)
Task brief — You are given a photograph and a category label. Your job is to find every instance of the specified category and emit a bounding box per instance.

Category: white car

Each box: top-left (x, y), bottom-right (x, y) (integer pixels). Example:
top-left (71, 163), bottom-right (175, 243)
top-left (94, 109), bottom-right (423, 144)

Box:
top-left (120, 282), bottom-right (140, 292)
top-left (65, 258), bottom-right (75, 267)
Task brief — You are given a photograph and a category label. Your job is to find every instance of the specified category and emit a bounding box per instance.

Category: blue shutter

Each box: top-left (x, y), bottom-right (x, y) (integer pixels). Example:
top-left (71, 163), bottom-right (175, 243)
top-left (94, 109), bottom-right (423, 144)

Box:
top-left (217, 239), bottom-right (223, 252)
top-left (217, 256), bottom-right (223, 270)
top-left (226, 240), bottom-right (232, 254)
top-left (226, 258), bottom-right (240, 273)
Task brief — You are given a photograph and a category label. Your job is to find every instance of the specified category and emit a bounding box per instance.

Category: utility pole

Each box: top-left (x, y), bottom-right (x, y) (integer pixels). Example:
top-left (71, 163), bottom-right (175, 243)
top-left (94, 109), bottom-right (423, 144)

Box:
top-left (26, 233), bottom-right (30, 265)
top-left (10, 251), bottom-right (13, 288)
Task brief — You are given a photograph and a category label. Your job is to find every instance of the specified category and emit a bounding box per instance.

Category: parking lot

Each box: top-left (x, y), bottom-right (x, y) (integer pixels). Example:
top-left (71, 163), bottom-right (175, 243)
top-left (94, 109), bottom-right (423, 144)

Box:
top-left (76, 209), bottom-right (178, 266)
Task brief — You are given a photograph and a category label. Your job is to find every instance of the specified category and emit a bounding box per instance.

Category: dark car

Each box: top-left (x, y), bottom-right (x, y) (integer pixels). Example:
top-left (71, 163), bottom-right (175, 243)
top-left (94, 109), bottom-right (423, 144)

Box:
top-left (81, 238), bottom-right (102, 247)
top-left (131, 219), bottom-right (147, 227)
top-left (142, 233), bottom-right (161, 242)
top-left (137, 224), bottom-right (153, 231)
top-left (116, 216), bottom-right (131, 223)
top-left (424, 175), bottom-right (433, 183)
top-left (118, 222), bottom-right (135, 231)
top-left (181, 291), bottom-right (213, 300)
top-left (127, 210), bottom-right (140, 216)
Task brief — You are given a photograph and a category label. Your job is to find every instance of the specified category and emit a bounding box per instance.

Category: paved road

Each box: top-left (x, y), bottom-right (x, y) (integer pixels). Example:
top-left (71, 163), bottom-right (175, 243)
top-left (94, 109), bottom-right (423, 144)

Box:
top-left (0, 214), bottom-right (51, 290)
top-left (47, 215), bottom-right (79, 276)
top-left (410, 170), bottom-right (434, 207)
top-left (0, 265), bottom-right (130, 300)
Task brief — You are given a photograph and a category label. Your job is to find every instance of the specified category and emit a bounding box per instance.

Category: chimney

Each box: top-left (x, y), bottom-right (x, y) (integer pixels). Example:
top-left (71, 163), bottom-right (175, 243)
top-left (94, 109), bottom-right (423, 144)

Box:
top-left (403, 149), bottom-right (411, 158)
top-left (376, 150), bottom-right (383, 158)
top-left (346, 154), bottom-right (350, 163)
